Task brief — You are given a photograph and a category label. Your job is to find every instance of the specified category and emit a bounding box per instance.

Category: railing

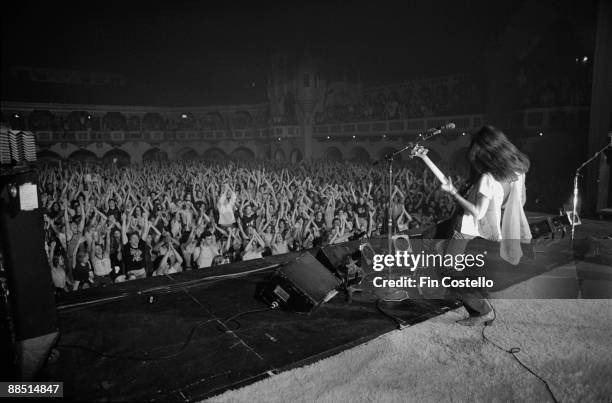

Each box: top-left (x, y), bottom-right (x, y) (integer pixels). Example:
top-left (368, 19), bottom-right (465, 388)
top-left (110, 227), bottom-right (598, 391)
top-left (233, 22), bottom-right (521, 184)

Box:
top-left (24, 107), bottom-right (589, 145)
top-left (32, 126), bottom-right (301, 144)
top-left (313, 114), bottom-right (484, 140)
top-left (312, 107), bottom-right (589, 140)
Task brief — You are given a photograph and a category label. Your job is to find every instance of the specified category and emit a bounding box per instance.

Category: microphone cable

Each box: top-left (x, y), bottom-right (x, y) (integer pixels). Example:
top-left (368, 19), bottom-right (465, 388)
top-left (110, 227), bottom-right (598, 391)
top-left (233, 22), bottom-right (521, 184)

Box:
top-left (480, 299), bottom-right (560, 403)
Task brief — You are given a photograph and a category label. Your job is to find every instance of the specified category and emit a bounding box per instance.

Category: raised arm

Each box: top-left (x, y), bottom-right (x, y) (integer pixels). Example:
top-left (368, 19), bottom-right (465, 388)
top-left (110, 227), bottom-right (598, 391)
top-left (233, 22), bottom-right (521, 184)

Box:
top-left (121, 212), bottom-right (128, 245)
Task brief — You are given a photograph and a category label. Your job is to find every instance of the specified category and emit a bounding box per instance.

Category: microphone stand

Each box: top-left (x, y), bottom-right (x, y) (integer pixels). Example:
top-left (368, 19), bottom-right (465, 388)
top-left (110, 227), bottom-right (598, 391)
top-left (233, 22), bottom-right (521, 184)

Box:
top-left (383, 144), bottom-right (414, 252)
top-left (571, 141), bottom-right (611, 240)
top-left (372, 126), bottom-right (453, 304)
top-left (376, 128), bottom-right (450, 251)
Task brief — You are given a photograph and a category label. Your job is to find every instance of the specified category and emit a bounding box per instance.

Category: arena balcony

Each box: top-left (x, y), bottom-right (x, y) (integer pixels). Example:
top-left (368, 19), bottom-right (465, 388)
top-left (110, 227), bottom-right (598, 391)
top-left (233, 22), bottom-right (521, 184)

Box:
top-left (0, 100), bottom-right (590, 164)
top-left (313, 106), bottom-right (589, 142)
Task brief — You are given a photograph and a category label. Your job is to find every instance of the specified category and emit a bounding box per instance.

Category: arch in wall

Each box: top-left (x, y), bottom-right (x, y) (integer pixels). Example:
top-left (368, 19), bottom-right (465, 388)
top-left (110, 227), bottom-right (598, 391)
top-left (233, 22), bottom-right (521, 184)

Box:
top-left (68, 149), bottom-right (98, 164)
top-left (9, 113), bottom-right (26, 130)
top-left (142, 113), bottom-right (164, 131)
top-left (175, 112), bottom-right (196, 130)
top-left (233, 110), bottom-right (253, 129)
top-left (127, 115), bottom-right (141, 131)
top-left (274, 148), bottom-right (286, 161)
top-left (37, 149), bottom-right (62, 163)
top-left (102, 148), bottom-right (131, 166)
top-left (378, 147), bottom-right (402, 162)
top-left (142, 147), bottom-right (169, 162)
top-left (103, 112), bottom-right (127, 131)
top-left (230, 146), bottom-right (255, 160)
top-left (205, 112), bottom-right (225, 130)
top-left (325, 146), bottom-right (343, 161)
top-left (176, 147), bottom-right (199, 160)
top-left (349, 146), bottom-right (370, 162)
top-left (202, 147), bottom-right (226, 160)
top-left (290, 148), bottom-right (303, 163)
top-left (65, 111), bottom-right (91, 131)
top-left (29, 110), bottom-right (55, 131)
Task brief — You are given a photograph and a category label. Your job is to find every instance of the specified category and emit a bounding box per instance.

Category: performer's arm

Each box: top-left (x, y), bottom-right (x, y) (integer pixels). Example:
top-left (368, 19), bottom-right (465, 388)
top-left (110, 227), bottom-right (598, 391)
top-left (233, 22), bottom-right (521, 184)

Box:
top-left (441, 177), bottom-right (490, 220)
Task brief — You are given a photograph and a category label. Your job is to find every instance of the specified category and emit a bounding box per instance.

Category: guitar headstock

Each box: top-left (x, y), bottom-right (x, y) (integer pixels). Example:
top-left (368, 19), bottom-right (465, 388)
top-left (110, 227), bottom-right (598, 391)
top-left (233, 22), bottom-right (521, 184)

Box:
top-left (409, 144), bottom-right (429, 159)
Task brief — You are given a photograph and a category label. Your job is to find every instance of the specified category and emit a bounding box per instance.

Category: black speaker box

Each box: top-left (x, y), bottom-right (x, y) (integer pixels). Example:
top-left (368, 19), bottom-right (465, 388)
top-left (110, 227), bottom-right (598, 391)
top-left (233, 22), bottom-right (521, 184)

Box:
top-left (315, 241), bottom-right (361, 274)
top-left (0, 168), bottom-right (59, 379)
top-left (257, 252), bottom-right (340, 313)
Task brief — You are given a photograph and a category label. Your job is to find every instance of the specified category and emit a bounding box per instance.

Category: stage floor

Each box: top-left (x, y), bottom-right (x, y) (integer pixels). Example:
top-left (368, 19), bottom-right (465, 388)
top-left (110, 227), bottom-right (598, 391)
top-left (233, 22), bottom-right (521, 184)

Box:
top-left (48, 258), bottom-right (457, 401)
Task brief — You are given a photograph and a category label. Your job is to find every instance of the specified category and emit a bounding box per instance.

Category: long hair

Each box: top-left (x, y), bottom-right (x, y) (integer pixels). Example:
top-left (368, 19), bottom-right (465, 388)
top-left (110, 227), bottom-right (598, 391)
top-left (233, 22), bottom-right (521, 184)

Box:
top-left (467, 126), bottom-right (530, 182)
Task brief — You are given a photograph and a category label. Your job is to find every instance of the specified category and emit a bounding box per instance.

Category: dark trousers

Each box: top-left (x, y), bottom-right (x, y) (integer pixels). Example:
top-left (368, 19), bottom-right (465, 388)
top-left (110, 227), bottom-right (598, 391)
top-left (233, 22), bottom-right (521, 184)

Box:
top-left (443, 231), bottom-right (491, 316)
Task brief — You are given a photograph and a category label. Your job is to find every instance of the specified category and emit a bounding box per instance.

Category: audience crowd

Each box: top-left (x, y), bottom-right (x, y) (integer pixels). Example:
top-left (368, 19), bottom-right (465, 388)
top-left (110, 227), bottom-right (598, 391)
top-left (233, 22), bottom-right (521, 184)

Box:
top-left (40, 159), bottom-right (461, 293)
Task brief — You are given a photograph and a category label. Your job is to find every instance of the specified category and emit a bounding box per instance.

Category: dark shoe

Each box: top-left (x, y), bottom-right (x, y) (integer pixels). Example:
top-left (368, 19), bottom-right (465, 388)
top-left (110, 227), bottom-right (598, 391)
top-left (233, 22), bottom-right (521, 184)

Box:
top-left (456, 310), bottom-right (495, 326)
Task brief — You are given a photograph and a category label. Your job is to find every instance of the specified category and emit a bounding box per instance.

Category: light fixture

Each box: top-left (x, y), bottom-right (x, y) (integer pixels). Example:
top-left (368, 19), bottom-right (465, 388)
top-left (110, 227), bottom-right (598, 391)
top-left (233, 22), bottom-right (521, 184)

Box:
top-left (582, 56), bottom-right (588, 63)
top-left (352, 135), bottom-right (355, 139)
top-left (326, 136), bottom-right (330, 140)
top-left (181, 113), bottom-right (188, 119)
top-left (539, 132), bottom-right (543, 136)
top-left (14, 113), bottom-right (20, 118)
top-left (278, 137), bottom-right (281, 141)
top-left (461, 132), bottom-right (466, 136)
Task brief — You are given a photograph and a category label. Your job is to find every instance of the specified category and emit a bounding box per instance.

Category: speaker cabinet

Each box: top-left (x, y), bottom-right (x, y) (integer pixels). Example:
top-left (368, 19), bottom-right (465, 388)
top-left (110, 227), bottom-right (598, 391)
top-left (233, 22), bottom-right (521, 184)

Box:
top-left (257, 252), bottom-right (340, 313)
top-left (0, 167), bottom-right (59, 379)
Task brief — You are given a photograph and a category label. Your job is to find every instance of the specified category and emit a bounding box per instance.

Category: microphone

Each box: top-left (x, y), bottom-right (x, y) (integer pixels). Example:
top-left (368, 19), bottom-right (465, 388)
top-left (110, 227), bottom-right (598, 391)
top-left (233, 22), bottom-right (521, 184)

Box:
top-left (426, 122), bottom-right (456, 135)
top-left (372, 148), bottom-right (394, 166)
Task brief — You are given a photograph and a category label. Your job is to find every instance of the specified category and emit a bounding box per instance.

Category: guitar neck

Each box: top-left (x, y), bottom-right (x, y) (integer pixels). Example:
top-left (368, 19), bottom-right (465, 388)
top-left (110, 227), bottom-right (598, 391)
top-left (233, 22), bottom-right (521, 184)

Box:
top-left (419, 156), bottom-right (448, 185)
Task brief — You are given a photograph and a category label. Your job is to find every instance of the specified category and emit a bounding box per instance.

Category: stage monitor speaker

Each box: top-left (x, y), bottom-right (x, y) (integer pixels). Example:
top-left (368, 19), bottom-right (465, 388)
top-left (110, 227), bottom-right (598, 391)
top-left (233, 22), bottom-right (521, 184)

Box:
top-left (257, 252), bottom-right (340, 313)
top-left (0, 167), bottom-right (59, 380)
top-left (315, 242), bottom-right (360, 274)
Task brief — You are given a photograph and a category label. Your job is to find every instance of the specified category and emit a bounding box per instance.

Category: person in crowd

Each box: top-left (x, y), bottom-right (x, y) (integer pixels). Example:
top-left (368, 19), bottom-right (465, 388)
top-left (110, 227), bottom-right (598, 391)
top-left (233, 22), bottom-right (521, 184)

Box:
top-left (121, 212), bottom-right (150, 279)
top-left (153, 241), bottom-right (184, 276)
top-left (193, 231), bottom-right (220, 269)
top-left (46, 240), bottom-right (69, 294)
top-left (88, 225), bottom-right (114, 287)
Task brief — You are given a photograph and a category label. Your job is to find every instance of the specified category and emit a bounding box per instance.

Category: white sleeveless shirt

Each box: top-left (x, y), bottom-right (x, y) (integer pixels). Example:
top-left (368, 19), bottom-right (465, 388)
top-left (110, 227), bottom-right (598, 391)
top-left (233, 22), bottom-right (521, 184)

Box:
top-left (459, 172), bottom-right (532, 264)
top-left (460, 173), bottom-right (507, 240)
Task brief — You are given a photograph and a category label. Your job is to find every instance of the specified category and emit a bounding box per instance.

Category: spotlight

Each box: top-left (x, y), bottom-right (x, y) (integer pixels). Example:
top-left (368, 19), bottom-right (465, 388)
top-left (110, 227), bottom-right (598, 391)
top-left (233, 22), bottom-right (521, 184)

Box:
top-left (14, 113), bottom-right (20, 118)
top-left (352, 135), bottom-right (355, 139)
top-left (461, 132), bottom-right (466, 136)
top-left (181, 113), bottom-right (188, 119)
top-left (582, 56), bottom-right (588, 64)
top-left (278, 137), bottom-right (281, 141)
top-left (382, 134), bottom-right (386, 138)
top-left (87, 115), bottom-right (92, 120)
top-left (326, 136), bottom-right (330, 140)
top-left (539, 132), bottom-right (543, 137)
